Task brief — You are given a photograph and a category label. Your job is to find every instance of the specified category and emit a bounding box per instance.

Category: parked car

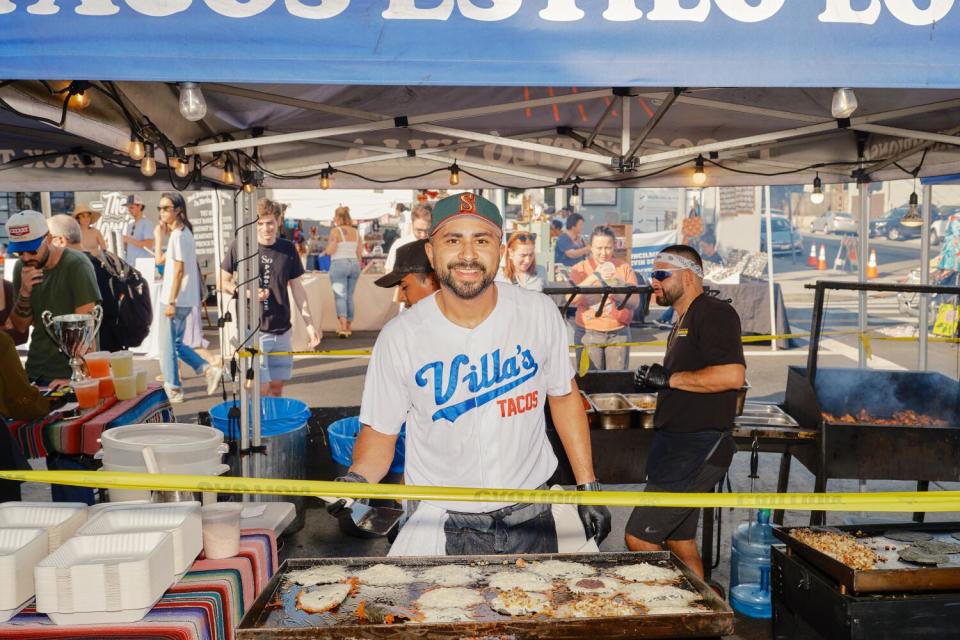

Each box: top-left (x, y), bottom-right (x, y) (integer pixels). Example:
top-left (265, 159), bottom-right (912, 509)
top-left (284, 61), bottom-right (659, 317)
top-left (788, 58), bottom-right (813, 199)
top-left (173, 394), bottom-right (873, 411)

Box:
top-left (869, 205), bottom-right (942, 242)
top-left (810, 211), bottom-right (858, 235)
top-left (761, 215), bottom-right (804, 255)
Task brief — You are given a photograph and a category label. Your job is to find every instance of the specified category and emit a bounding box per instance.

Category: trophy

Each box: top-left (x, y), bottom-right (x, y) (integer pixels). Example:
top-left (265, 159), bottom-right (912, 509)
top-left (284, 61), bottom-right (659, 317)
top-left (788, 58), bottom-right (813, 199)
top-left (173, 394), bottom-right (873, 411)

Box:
top-left (41, 306), bottom-right (103, 382)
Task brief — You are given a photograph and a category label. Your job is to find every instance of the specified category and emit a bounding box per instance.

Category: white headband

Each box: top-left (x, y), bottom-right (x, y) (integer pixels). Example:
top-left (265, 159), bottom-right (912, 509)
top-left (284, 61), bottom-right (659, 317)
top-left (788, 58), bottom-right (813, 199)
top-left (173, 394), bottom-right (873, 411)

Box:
top-left (654, 252), bottom-right (704, 278)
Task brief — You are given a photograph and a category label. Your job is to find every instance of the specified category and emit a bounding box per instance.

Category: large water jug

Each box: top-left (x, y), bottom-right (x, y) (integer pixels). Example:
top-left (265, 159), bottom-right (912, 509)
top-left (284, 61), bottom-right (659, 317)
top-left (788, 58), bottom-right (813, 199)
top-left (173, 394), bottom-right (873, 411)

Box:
top-left (729, 508), bottom-right (773, 619)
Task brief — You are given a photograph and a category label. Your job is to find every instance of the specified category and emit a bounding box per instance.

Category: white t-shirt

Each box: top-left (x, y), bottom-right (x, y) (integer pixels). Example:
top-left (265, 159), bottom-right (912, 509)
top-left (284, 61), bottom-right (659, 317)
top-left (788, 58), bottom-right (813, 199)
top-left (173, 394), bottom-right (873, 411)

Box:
top-left (160, 227), bottom-right (199, 308)
top-left (125, 216), bottom-right (155, 264)
top-left (360, 283), bottom-right (574, 513)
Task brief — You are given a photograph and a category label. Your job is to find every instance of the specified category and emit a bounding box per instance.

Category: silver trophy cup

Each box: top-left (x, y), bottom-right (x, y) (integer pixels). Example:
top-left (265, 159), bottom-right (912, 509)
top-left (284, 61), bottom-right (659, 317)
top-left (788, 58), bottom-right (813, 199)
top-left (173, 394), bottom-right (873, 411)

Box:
top-left (41, 306), bottom-right (103, 382)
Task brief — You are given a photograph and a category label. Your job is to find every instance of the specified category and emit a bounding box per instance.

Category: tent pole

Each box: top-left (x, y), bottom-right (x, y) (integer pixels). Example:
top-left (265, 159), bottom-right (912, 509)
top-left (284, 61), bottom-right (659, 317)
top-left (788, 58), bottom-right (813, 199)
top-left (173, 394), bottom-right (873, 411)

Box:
top-left (858, 181), bottom-right (869, 368)
top-left (235, 195), bottom-right (250, 497)
top-left (764, 186), bottom-right (778, 352)
top-left (919, 184), bottom-right (932, 371)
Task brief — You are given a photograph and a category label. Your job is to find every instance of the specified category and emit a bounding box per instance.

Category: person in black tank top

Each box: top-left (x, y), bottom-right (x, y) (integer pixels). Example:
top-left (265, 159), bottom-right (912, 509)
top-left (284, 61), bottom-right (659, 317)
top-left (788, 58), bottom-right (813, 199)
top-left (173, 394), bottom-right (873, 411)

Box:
top-left (625, 244), bottom-right (746, 579)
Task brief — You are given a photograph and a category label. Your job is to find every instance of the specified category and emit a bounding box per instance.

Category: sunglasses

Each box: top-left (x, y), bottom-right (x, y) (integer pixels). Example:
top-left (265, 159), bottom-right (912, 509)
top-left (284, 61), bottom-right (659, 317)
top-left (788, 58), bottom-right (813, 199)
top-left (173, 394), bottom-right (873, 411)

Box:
top-left (651, 269), bottom-right (682, 281)
top-left (157, 205), bottom-right (174, 212)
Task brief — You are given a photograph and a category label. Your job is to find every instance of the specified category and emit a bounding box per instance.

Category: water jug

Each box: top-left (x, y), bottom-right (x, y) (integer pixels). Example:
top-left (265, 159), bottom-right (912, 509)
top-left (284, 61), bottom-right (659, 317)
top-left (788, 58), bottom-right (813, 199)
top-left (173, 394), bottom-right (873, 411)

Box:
top-left (729, 508), bottom-right (773, 618)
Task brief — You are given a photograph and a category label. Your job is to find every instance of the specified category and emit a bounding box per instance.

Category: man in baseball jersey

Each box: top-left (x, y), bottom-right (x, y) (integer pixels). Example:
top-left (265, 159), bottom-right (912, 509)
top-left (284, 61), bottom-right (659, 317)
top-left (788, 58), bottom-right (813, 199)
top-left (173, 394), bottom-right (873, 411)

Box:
top-left (332, 193), bottom-right (610, 556)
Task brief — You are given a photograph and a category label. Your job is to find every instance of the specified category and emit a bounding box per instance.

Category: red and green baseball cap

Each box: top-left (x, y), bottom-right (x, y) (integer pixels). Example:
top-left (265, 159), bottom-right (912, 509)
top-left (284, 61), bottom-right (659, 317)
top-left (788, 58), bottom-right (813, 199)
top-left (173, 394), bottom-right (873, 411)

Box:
top-left (430, 193), bottom-right (503, 236)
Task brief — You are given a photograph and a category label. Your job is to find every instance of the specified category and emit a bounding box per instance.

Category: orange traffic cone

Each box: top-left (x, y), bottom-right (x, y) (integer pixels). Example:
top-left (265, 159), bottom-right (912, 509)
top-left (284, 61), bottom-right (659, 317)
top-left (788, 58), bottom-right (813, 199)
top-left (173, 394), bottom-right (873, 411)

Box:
top-left (807, 243), bottom-right (818, 267)
top-left (866, 249), bottom-right (878, 279)
top-left (817, 245), bottom-right (827, 270)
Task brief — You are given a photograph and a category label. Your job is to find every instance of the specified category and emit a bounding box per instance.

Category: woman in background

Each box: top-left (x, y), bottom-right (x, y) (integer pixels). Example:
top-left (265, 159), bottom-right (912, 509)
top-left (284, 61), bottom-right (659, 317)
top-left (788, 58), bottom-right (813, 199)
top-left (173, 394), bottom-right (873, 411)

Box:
top-left (325, 206), bottom-right (362, 338)
top-left (500, 231), bottom-right (546, 292)
top-left (73, 205), bottom-right (107, 256)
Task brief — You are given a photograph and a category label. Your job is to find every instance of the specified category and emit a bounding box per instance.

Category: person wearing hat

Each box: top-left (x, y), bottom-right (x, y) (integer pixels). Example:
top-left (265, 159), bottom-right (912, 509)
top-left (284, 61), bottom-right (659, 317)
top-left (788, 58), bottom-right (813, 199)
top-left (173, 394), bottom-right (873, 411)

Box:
top-left (374, 238), bottom-right (439, 308)
top-left (5, 210), bottom-right (101, 387)
top-left (73, 204), bottom-right (107, 256)
top-left (122, 194), bottom-right (155, 265)
top-left (329, 193), bottom-right (610, 557)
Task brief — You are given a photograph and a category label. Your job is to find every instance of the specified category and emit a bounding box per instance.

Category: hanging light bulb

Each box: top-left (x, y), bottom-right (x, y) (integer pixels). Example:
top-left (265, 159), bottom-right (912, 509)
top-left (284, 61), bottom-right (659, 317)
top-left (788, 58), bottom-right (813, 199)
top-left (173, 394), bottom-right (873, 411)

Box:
top-left (221, 159), bottom-right (236, 185)
top-left (449, 163), bottom-right (460, 187)
top-left (212, 154), bottom-right (226, 169)
top-left (831, 88), bottom-right (858, 119)
top-left (127, 134), bottom-right (145, 161)
top-left (570, 183), bottom-right (580, 207)
top-left (901, 190), bottom-right (923, 228)
top-left (242, 181), bottom-right (255, 194)
top-left (692, 155), bottom-right (707, 186)
top-left (319, 169), bottom-right (331, 190)
top-left (178, 82), bottom-right (207, 122)
top-left (140, 143), bottom-right (156, 177)
top-left (68, 90), bottom-right (90, 110)
top-left (175, 156), bottom-right (191, 179)
top-left (810, 173), bottom-right (825, 205)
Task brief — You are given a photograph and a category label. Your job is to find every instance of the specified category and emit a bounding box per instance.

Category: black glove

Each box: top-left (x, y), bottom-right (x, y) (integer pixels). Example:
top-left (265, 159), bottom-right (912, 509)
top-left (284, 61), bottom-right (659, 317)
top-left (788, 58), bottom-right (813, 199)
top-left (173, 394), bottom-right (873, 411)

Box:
top-left (577, 482), bottom-right (612, 545)
top-left (325, 471), bottom-right (368, 520)
top-left (634, 363), bottom-right (671, 390)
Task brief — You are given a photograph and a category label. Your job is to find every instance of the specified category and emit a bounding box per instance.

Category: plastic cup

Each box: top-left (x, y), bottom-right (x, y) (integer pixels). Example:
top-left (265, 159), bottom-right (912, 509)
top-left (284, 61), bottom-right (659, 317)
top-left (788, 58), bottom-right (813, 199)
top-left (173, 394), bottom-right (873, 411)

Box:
top-left (110, 350), bottom-right (134, 377)
top-left (201, 503), bottom-right (243, 559)
top-left (113, 375), bottom-right (137, 401)
top-left (134, 368), bottom-right (148, 394)
top-left (73, 379), bottom-right (100, 409)
top-left (85, 351), bottom-right (111, 378)
top-left (98, 376), bottom-right (115, 399)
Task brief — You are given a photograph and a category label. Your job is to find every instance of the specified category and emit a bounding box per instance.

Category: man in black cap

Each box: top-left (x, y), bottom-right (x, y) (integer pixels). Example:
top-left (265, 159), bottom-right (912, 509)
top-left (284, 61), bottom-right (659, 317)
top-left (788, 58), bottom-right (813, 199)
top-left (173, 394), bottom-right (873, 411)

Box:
top-left (374, 239), bottom-right (439, 308)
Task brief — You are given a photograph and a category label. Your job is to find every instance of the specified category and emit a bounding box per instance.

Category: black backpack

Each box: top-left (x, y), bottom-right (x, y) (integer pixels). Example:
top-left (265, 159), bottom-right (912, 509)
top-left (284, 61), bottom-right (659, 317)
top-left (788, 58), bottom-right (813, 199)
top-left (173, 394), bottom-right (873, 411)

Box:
top-left (93, 251), bottom-right (153, 350)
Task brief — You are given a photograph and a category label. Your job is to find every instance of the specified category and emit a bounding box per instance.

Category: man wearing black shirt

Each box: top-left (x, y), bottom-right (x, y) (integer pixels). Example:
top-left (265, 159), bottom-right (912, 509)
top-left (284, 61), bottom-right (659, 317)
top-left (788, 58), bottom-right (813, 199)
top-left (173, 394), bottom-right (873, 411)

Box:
top-left (627, 244), bottom-right (746, 578)
top-left (220, 199), bottom-right (321, 397)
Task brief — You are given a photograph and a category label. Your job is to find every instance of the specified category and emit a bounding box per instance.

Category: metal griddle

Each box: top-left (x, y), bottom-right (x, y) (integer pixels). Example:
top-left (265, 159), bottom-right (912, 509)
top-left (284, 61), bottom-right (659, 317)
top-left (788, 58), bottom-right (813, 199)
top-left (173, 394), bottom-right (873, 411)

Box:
top-left (237, 551), bottom-right (734, 639)
top-left (774, 522), bottom-right (960, 594)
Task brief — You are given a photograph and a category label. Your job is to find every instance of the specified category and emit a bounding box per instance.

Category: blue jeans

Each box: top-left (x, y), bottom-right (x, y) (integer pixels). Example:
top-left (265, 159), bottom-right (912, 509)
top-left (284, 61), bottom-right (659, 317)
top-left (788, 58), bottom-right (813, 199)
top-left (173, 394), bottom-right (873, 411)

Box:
top-left (329, 258), bottom-right (360, 322)
top-left (159, 306), bottom-right (208, 390)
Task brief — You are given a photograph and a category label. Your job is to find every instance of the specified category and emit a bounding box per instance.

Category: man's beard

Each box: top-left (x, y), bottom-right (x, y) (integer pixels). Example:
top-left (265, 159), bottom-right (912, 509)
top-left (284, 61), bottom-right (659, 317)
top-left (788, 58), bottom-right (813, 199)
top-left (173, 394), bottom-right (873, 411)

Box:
top-left (438, 260), bottom-right (495, 300)
top-left (655, 286), bottom-right (678, 307)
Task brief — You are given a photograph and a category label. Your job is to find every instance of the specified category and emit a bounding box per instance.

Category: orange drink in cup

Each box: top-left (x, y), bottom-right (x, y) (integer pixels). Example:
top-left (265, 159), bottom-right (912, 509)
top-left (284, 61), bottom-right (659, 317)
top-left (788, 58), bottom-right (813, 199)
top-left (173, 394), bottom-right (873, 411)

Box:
top-left (85, 351), bottom-right (111, 378)
top-left (99, 376), bottom-right (115, 399)
top-left (74, 379), bottom-right (100, 409)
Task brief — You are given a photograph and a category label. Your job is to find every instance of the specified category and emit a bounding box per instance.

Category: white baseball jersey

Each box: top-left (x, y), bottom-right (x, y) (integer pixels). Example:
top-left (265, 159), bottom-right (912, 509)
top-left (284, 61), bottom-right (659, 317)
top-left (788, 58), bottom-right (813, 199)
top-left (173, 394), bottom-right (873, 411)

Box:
top-left (360, 283), bottom-right (574, 513)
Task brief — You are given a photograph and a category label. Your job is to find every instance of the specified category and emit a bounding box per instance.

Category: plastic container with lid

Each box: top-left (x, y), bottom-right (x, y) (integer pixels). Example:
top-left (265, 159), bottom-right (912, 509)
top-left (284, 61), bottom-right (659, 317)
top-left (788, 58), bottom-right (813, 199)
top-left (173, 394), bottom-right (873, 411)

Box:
top-left (729, 508), bottom-right (773, 619)
top-left (99, 423), bottom-right (227, 469)
top-left (200, 503), bottom-right (242, 559)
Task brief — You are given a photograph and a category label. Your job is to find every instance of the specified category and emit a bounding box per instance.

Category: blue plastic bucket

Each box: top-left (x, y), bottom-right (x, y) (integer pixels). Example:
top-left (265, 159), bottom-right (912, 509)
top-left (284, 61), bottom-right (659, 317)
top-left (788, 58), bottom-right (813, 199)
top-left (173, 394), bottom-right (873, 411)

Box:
top-left (327, 416), bottom-right (405, 474)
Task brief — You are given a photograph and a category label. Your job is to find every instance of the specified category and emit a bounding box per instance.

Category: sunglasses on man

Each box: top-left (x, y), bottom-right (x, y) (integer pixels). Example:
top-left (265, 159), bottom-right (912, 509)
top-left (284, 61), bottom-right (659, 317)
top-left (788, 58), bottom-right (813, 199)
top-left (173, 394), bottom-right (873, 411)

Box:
top-left (650, 268), bottom-right (682, 281)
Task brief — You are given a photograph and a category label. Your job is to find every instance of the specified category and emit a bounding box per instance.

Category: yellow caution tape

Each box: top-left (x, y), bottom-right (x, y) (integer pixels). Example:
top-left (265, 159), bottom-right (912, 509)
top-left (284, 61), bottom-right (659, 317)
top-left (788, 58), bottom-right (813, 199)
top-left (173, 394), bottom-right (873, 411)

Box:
top-left (3, 470), bottom-right (960, 513)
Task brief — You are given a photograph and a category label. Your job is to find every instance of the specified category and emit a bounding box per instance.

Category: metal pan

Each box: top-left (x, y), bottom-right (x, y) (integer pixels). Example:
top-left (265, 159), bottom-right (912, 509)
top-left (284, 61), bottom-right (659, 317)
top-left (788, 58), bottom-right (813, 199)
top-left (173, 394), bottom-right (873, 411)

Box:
top-left (622, 393), bottom-right (657, 429)
top-left (588, 393), bottom-right (633, 430)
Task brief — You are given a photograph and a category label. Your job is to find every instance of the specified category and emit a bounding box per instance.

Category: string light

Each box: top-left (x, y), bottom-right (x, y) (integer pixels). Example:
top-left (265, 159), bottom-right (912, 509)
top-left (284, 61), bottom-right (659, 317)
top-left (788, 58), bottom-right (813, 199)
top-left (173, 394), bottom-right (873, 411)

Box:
top-left (320, 169), bottom-right (331, 190)
top-left (175, 155), bottom-right (191, 179)
top-left (242, 180), bottom-right (255, 193)
top-left (831, 88), bottom-right (858, 119)
top-left (448, 163), bottom-right (461, 186)
top-left (901, 184), bottom-right (923, 228)
top-left (810, 173), bottom-right (824, 204)
top-left (127, 134), bottom-right (145, 161)
top-left (140, 143), bottom-right (156, 177)
top-left (177, 82), bottom-right (207, 122)
top-left (692, 155), bottom-right (706, 186)
top-left (68, 90), bottom-right (90, 110)
top-left (570, 183), bottom-right (580, 207)
top-left (221, 159), bottom-right (236, 185)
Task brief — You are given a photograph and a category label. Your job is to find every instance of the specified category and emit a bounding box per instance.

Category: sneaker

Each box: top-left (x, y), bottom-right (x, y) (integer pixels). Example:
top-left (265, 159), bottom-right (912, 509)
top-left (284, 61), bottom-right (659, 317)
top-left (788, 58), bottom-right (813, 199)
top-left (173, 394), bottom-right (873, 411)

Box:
top-left (166, 387), bottom-right (184, 404)
top-left (205, 365), bottom-right (223, 396)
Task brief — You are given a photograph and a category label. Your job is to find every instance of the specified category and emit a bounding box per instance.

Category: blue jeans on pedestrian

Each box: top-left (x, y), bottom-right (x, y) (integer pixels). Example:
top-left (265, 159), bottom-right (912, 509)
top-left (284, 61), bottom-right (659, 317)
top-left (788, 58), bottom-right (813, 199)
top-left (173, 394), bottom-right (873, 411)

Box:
top-left (159, 306), bottom-right (208, 390)
top-left (329, 258), bottom-right (360, 322)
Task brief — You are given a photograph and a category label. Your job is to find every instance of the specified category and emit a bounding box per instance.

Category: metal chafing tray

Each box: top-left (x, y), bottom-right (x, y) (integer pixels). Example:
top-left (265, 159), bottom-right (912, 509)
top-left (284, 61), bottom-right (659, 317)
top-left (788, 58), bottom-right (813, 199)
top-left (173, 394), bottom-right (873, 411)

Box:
top-left (237, 551), bottom-right (734, 639)
top-left (774, 522), bottom-right (960, 594)
top-left (588, 393), bottom-right (633, 430)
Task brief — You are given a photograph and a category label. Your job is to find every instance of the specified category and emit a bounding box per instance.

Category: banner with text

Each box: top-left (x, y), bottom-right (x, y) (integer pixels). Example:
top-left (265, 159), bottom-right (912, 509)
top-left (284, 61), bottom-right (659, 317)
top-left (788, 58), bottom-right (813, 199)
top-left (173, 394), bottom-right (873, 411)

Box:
top-left (631, 229), bottom-right (678, 276)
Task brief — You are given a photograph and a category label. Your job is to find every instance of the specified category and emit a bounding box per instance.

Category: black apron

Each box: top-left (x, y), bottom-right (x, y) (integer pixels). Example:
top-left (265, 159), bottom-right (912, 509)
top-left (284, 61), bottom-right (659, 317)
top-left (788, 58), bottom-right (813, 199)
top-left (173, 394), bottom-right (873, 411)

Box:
top-left (646, 429), bottom-right (734, 489)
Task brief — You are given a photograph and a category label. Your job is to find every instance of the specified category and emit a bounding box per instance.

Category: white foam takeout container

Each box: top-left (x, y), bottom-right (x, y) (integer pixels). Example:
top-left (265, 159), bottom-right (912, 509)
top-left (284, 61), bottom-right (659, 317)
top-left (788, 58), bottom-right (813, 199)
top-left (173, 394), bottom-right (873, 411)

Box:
top-left (0, 528), bottom-right (49, 622)
top-left (0, 502), bottom-right (88, 552)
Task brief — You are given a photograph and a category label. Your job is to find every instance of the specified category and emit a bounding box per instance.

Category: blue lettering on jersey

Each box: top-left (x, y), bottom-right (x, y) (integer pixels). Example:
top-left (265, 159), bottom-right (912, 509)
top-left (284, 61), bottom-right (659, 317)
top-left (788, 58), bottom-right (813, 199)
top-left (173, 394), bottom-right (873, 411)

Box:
top-left (415, 345), bottom-right (539, 423)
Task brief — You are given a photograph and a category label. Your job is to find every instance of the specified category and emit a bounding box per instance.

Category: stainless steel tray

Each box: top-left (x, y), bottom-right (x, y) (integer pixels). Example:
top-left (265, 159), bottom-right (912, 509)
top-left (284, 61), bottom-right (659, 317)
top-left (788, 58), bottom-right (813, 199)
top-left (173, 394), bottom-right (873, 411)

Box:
top-left (589, 393), bottom-right (633, 430)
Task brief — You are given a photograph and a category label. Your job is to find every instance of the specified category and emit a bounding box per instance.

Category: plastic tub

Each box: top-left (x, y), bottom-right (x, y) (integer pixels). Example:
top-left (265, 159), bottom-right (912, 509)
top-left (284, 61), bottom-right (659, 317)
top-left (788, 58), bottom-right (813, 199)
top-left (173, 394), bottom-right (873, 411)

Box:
top-left (328, 416), bottom-right (405, 474)
top-left (201, 503), bottom-right (241, 559)
top-left (99, 423), bottom-right (225, 468)
top-left (101, 462), bottom-right (229, 503)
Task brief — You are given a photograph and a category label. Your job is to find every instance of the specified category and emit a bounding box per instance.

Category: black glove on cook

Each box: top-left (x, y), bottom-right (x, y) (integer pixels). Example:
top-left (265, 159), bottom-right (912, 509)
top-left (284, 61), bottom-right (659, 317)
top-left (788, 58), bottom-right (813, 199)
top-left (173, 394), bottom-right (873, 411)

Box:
top-left (577, 481), bottom-right (612, 545)
top-left (634, 363), bottom-right (671, 390)
top-left (325, 471), bottom-right (368, 520)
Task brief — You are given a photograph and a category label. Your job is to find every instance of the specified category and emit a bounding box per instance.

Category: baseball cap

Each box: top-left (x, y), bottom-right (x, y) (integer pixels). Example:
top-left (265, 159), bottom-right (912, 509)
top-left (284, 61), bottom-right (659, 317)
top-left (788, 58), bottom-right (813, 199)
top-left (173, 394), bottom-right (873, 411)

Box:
top-left (5, 210), bottom-right (48, 253)
top-left (125, 194), bottom-right (144, 206)
top-left (431, 193), bottom-right (503, 236)
top-left (375, 239), bottom-right (433, 288)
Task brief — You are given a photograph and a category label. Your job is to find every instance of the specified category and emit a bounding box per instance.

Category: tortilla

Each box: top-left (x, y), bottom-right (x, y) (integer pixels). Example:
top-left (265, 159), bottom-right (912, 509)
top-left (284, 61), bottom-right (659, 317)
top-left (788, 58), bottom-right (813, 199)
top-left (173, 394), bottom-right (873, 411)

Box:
top-left (286, 565), bottom-right (349, 586)
top-left (646, 604), bottom-right (708, 615)
top-left (553, 595), bottom-right (635, 618)
top-left (417, 607), bottom-right (475, 623)
top-left (487, 571), bottom-right (552, 592)
top-left (356, 563), bottom-right (414, 586)
top-left (490, 588), bottom-right (552, 616)
top-left (612, 563), bottom-right (681, 584)
top-left (527, 559), bottom-right (596, 579)
top-left (619, 583), bottom-right (699, 605)
top-left (566, 576), bottom-right (621, 596)
top-left (899, 545), bottom-right (950, 566)
top-left (884, 530), bottom-right (934, 543)
top-left (295, 583), bottom-right (351, 614)
top-left (420, 564), bottom-right (482, 587)
top-left (915, 539), bottom-right (960, 555)
top-left (417, 587), bottom-right (484, 609)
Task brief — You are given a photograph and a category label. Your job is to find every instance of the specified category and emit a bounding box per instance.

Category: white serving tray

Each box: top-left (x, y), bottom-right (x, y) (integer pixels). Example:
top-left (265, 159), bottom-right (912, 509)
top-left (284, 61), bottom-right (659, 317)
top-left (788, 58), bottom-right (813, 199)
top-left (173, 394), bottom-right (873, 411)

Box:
top-left (0, 502), bottom-right (88, 552)
top-left (34, 531), bottom-right (175, 625)
top-left (0, 528), bottom-right (49, 622)
top-left (77, 502), bottom-right (202, 576)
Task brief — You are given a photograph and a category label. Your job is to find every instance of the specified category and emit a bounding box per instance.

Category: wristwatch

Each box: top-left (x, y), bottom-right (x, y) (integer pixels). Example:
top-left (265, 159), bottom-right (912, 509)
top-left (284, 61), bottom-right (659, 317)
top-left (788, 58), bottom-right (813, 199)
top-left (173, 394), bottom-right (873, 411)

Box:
top-left (576, 481), bottom-right (601, 492)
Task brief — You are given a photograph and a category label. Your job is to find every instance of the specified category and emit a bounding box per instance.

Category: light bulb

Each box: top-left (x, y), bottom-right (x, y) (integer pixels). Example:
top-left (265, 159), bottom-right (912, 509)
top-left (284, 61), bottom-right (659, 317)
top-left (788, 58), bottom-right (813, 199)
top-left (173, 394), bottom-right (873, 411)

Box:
top-left (570, 184), bottom-right (580, 207)
top-left (221, 160), bottom-right (236, 185)
top-left (175, 157), bottom-right (191, 178)
top-left (243, 182), bottom-right (255, 194)
top-left (213, 154), bottom-right (225, 169)
top-left (692, 155), bottom-right (706, 186)
top-left (140, 143), bottom-right (156, 177)
top-left (127, 135), bottom-right (145, 161)
top-left (810, 174), bottom-right (824, 204)
top-left (320, 170), bottom-right (331, 190)
top-left (449, 164), bottom-right (460, 186)
top-left (69, 91), bottom-right (90, 110)
top-left (831, 88), bottom-right (858, 119)
top-left (901, 191), bottom-right (923, 227)
top-left (178, 82), bottom-right (207, 122)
